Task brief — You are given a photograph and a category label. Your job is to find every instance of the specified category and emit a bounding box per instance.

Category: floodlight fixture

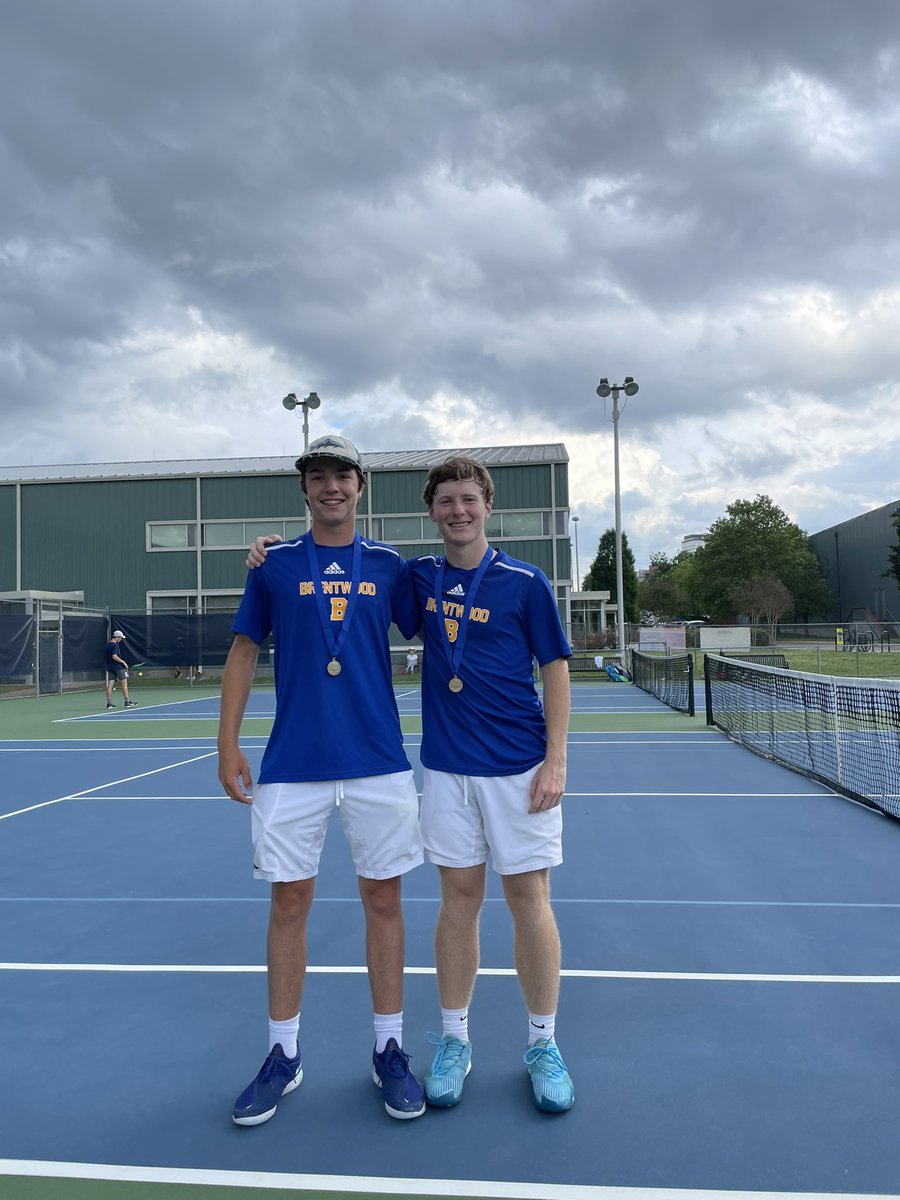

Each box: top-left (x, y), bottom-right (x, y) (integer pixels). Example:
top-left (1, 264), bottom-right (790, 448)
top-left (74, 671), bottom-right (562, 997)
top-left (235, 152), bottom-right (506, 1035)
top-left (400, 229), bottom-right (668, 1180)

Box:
top-left (595, 374), bottom-right (640, 655)
top-left (281, 391), bottom-right (323, 451)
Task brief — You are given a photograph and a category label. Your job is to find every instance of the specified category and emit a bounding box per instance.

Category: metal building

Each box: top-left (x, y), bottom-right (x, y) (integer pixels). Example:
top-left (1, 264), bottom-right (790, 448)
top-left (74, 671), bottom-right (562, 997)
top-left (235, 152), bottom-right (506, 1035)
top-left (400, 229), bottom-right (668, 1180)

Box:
top-left (0, 444), bottom-right (574, 631)
top-left (809, 498), bottom-right (900, 623)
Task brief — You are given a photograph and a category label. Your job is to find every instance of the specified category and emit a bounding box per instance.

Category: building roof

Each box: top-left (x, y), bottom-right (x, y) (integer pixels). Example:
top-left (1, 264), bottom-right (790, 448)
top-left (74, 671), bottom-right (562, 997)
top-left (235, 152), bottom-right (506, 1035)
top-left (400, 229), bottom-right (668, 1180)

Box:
top-left (0, 444), bottom-right (567, 484)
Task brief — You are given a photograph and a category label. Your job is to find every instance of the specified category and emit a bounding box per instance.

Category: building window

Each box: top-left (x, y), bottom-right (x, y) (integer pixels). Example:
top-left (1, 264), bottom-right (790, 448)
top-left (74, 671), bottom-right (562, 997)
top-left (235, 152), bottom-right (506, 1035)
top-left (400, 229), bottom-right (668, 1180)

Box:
top-left (203, 593), bottom-right (243, 613)
top-left (200, 517), bottom-right (308, 549)
top-left (149, 594), bottom-right (196, 613)
top-left (501, 511), bottom-right (544, 537)
top-left (381, 515), bottom-right (424, 542)
top-left (148, 522), bottom-right (197, 550)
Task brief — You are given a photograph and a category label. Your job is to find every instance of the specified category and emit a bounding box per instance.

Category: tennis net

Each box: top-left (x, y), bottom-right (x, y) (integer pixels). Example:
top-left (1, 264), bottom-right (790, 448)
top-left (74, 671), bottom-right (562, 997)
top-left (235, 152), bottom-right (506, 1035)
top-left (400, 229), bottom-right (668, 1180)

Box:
top-left (632, 650), bottom-right (695, 716)
top-left (704, 653), bottom-right (900, 820)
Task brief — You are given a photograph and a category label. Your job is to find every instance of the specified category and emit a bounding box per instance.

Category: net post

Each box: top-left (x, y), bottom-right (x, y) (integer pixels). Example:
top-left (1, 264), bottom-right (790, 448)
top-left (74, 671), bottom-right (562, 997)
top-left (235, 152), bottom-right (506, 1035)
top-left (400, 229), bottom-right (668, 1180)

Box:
top-left (687, 653), bottom-right (695, 717)
top-left (703, 654), bottom-right (714, 724)
top-left (831, 678), bottom-right (843, 791)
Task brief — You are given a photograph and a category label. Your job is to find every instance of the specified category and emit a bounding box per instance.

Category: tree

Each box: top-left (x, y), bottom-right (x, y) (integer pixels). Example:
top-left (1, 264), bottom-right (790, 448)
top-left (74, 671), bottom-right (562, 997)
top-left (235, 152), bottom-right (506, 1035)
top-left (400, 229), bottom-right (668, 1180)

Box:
top-left (885, 508), bottom-right (900, 588)
top-left (583, 529), bottom-right (639, 623)
top-left (691, 495), bottom-right (832, 621)
top-left (730, 576), bottom-right (794, 645)
top-left (638, 569), bottom-right (688, 623)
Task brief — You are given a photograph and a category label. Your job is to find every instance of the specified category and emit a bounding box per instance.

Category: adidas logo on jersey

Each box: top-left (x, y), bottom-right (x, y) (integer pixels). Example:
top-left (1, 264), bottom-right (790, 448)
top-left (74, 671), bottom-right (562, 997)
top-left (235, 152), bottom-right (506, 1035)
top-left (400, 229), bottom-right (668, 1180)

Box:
top-left (446, 583), bottom-right (465, 596)
top-left (323, 562), bottom-right (345, 575)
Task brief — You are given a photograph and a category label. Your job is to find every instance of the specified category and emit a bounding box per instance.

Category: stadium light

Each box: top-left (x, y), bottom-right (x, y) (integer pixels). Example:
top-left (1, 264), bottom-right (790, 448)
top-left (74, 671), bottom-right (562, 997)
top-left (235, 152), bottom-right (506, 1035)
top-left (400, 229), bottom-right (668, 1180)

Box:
top-left (595, 376), bottom-right (639, 655)
top-left (282, 391), bottom-right (322, 451)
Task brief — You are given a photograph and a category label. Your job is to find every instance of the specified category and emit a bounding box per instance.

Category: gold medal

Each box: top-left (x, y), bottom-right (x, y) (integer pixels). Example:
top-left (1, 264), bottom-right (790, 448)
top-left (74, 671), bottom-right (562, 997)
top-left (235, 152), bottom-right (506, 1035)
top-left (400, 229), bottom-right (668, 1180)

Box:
top-left (448, 676), bottom-right (463, 693)
top-left (326, 659), bottom-right (342, 676)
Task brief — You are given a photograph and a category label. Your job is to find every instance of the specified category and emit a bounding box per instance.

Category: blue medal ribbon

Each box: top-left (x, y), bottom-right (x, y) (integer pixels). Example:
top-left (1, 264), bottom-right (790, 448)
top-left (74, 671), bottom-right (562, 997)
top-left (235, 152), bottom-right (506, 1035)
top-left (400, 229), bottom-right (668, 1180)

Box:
top-left (434, 546), bottom-right (494, 688)
top-left (305, 533), bottom-right (362, 669)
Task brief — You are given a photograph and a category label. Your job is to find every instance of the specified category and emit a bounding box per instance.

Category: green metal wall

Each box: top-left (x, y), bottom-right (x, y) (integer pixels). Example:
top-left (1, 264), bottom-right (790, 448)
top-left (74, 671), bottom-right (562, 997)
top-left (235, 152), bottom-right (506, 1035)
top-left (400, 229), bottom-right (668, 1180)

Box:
top-left (202, 549), bottom-right (256, 590)
top-left (8, 457), bottom-right (570, 608)
top-left (201, 474), bottom-right (303, 519)
top-left (369, 470), bottom-right (429, 515)
top-left (21, 478), bottom-right (196, 609)
top-left (493, 464), bottom-right (552, 509)
top-left (0, 485), bottom-right (16, 590)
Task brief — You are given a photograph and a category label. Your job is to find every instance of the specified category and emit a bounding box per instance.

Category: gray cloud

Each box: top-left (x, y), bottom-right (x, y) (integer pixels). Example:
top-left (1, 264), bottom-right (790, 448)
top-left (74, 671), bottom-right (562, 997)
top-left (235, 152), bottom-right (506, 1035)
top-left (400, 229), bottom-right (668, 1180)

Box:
top-left (2, 0), bottom-right (899, 564)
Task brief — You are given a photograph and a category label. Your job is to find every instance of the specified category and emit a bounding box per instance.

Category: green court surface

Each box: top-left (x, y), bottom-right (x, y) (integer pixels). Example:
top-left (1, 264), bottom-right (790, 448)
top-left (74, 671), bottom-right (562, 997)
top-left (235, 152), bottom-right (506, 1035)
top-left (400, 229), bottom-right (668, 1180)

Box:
top-left (0, 682), bottom-right (706, 740)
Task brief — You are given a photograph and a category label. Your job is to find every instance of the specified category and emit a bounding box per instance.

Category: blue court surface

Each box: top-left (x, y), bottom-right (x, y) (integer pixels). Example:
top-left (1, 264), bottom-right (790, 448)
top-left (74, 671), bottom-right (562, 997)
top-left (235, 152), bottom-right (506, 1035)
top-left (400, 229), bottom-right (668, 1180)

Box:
top-left (1, 682), bottom-right (899, 1200)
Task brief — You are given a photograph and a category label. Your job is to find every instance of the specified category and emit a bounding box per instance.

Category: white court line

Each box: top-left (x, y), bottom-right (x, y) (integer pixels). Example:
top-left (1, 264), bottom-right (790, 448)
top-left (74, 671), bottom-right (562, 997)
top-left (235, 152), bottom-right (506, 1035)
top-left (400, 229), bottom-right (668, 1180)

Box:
top-left (4, 1160), bottom-right (895, 1200)
top-left (53, 695), bottom-right (221, 723)
top-left (2, 963), bottom-right (899, 982)
top-left (0, 752), bottom-right (217, 821)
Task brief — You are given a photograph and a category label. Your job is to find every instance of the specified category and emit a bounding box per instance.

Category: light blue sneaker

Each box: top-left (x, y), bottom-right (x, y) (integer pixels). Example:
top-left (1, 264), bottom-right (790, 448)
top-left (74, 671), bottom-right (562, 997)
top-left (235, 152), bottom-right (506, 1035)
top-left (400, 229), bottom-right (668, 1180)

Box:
top-left (423, 1032), bottom-right (472, 1107)
top-left (523, 1037), bottom-right (574, 1112)
top-left (232, 1043), bottom-right (303, 1125)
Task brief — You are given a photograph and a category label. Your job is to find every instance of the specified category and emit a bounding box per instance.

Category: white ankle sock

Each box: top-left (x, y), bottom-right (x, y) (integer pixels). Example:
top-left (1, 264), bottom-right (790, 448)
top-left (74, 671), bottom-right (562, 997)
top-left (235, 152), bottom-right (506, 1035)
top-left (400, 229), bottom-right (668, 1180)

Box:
top-left (527, 1011), bottom-right (556, 1045)
top-left (374, 1011), bottom-right (403, 1052)
top-left (269, 1013), bottom-right (300, 1059)
top-left (441, 1006), bottom-right (469, 1042)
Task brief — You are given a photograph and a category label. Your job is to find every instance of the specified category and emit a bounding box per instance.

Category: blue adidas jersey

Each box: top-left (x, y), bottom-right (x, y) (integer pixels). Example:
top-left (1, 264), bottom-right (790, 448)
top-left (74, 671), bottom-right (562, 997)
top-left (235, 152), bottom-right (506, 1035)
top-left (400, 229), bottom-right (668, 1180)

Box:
top-left (232, 535), bottom-right (419, 783)
top-left (408, 548), bottom-right (571, 777)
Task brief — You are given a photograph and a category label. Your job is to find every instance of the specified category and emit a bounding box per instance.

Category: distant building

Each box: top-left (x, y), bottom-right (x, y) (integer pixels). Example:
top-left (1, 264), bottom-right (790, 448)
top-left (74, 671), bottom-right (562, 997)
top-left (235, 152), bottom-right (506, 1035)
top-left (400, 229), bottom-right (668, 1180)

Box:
top-left (809, 500), bottom-right (900, 623)
top-left (681, 533), bottom-right (706, 554)
top-left (0, 443), bottom-right (576, 636)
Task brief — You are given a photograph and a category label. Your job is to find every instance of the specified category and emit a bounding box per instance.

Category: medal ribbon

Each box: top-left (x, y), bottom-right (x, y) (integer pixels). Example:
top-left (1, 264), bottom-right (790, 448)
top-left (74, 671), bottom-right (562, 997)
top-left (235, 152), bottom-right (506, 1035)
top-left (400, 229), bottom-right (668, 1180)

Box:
top-left (434, 546), bottom-right (494, 682)
top-left (305, 533), bottom-right (362, 664)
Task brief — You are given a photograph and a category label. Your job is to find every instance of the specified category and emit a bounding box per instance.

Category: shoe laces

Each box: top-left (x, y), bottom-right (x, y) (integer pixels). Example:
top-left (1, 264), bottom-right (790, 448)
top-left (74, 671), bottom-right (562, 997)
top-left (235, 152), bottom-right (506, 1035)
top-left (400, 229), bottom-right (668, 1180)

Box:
top-left (380, 1041), bottom-right (413, 1078)
top-left (524, 1038), bottom-right (567, 1079)
top-left (426, 1031), bottom-right (467, 1073)
top-left (258, 1046), bottom-right (290, 1082)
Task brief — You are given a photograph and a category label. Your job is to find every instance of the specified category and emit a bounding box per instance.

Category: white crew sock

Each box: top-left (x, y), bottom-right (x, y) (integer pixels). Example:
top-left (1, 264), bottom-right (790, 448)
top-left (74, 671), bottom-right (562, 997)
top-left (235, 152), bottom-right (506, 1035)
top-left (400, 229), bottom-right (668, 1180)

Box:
top-left (269, 1013), bottom-right (300, 1059)
top-left (374, 1011), bottom-right (403, 1053)
top-left (527, 1011), bottom-right (556, 1045)
top-left (441, 1006), bottom-right (470, 1042)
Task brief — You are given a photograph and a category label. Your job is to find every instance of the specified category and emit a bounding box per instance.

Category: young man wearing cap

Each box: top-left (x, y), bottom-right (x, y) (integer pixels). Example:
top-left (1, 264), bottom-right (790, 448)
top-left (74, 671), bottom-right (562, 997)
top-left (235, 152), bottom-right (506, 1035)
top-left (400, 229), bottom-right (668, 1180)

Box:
top-left (218, 434), bottom-right (426, 1126)
top-left (104, 631), bottom-right (137, 709)
top-left (247, 454), bottom-right (574, 1113)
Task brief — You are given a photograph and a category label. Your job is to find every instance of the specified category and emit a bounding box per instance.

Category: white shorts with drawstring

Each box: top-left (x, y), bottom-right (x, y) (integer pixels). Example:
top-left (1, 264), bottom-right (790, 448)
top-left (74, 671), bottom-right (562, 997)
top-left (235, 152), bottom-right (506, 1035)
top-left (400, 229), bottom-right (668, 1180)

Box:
top-left (250, 771), bottom-right (423, 882)
top-left (420, 766), bottom-right (563, 875)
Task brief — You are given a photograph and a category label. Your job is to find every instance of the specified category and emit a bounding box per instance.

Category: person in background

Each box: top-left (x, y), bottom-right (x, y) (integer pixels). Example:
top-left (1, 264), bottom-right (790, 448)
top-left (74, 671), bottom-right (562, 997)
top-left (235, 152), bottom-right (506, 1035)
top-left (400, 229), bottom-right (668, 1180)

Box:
top-left (104, 631), bottom-right (137, 709)
top-left (405, 647), bottom-right (419, 674)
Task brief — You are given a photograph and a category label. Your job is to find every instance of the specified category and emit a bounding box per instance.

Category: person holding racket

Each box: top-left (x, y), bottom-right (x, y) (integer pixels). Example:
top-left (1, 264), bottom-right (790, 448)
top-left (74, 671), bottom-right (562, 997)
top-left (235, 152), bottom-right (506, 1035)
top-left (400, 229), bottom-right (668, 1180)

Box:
top-left (104, 631), bottom-right (137, 709)
top-left (218, 434), bottom-right (425, 1127)
top-left (247, 454), bottom-right (574, 1114)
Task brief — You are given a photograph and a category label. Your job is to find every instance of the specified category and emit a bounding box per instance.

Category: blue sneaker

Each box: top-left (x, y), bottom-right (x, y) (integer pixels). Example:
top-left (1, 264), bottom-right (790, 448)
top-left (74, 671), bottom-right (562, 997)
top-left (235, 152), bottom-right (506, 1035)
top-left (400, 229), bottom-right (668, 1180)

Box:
top-left (372, 1037), bottom-right (425, 1119)
top-left (523, 1037), bottom-right (574, 1112)
top-left (232, 1044), bottom-right (303, 1126)
top-left (423, 1032), bottom-right (472, 1107)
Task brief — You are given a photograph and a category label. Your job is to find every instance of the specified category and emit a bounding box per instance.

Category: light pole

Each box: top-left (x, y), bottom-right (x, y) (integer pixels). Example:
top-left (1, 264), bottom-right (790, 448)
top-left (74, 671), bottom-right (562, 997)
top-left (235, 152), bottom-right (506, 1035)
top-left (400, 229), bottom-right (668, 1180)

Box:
top-left (571, 515), bottom-right (580, 591)
top-left (596, 375), bottom-right (639, 656)
top-left (282, 391), bottom-right (322, 452)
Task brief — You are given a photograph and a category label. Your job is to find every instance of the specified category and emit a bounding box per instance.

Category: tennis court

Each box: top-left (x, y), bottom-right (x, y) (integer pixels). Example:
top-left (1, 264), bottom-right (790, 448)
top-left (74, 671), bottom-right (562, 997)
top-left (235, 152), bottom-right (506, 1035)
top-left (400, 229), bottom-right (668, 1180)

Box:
top-left (1, 679), bottom-right (899, 1200)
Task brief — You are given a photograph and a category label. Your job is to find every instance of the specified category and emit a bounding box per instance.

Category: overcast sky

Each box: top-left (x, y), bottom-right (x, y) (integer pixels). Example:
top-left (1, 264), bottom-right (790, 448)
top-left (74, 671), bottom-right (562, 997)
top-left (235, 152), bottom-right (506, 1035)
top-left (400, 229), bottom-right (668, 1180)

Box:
top-left (2, 0), bottom-right (899, 573)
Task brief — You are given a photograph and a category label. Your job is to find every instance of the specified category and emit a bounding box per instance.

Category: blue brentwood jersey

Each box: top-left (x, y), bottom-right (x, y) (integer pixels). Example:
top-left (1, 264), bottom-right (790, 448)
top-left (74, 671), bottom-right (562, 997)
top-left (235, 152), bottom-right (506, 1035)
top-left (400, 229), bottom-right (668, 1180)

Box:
top-left (232, 535), bottom-right (419, 783)
top-left (409, 549), bottom-right (571, 777)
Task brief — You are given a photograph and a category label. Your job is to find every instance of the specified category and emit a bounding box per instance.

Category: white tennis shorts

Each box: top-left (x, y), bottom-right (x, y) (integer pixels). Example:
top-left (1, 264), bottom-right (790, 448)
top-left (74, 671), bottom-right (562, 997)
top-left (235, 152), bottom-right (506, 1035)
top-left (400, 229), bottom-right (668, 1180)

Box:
top-left (420, 765), bottom-right (563, 875)
top-left (250, 770), bottom-right (423, 882)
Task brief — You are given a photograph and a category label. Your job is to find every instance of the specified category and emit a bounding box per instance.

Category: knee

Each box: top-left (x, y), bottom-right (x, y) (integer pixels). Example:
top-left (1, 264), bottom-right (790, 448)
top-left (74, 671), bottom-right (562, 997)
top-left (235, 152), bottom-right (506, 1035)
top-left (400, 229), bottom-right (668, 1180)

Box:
top-left (271, 879), bottom-right (315, 923)
top-left (359, 876), bottom-right (402, 920)
top-left (440, 868), bottom-right (486, 921)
